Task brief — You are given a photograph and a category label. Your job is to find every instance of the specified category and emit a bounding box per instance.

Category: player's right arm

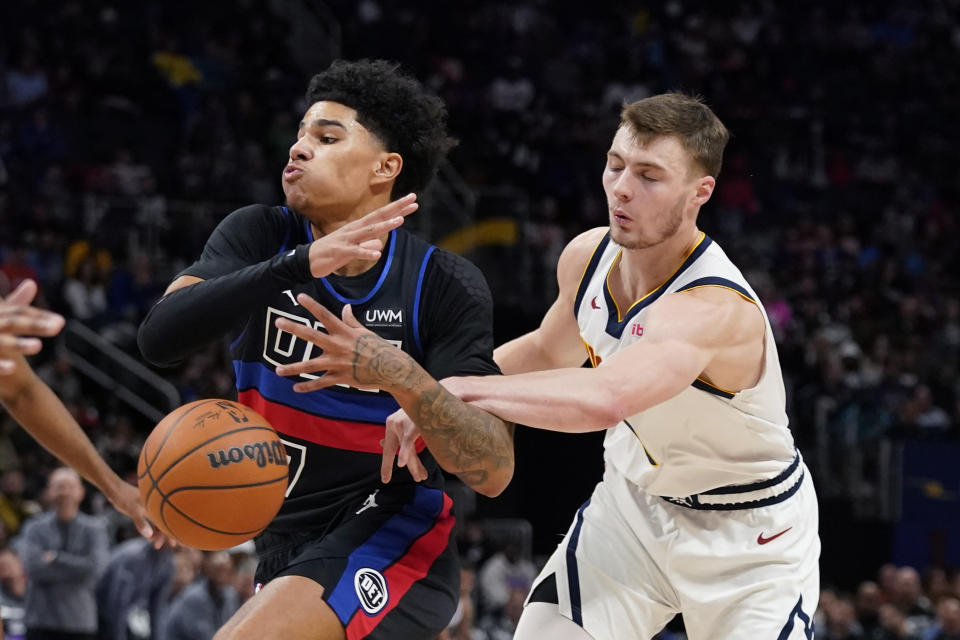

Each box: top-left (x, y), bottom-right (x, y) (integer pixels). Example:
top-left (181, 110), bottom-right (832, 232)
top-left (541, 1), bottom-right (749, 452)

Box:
top-left (138, 195), bottom-right (417, 367)
top-left (493, 227), bottom-right (606, 374)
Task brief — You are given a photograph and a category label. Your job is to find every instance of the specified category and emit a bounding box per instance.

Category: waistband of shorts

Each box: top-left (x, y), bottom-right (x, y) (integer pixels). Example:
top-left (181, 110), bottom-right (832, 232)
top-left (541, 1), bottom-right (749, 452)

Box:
top-left (659, 451), bottom-right (804, 511)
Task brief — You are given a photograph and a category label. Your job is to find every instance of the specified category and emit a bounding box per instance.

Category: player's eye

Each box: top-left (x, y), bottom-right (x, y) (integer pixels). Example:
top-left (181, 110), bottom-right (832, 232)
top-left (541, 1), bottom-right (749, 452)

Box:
top-left (641, 174), bottom-right (657, 182)
top-left (320, 135), bottom-right (338, 144)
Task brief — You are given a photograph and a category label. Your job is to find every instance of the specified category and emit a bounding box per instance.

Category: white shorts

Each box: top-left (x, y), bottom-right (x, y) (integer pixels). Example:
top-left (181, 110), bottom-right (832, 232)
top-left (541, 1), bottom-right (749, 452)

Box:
top-left (527, 458), bottom-right (820, 640)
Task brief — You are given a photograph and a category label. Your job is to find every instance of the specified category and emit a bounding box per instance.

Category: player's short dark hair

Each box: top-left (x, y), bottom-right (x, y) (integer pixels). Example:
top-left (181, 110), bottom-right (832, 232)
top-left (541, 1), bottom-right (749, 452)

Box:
top-left (620, 93), bottom-right (730, 178)
top-left (306, 59), bottom-right (457, 197)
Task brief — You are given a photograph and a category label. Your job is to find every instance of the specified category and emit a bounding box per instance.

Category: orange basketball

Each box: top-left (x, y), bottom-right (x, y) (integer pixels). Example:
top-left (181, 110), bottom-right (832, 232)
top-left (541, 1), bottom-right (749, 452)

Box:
top-left (137, 398), bottom-right (288, 550)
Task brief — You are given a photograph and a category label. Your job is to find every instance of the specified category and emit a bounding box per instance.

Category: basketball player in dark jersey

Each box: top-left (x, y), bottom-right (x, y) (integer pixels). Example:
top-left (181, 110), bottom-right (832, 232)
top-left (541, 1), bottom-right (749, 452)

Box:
top-left (137, 60), bottom-right (514, 640)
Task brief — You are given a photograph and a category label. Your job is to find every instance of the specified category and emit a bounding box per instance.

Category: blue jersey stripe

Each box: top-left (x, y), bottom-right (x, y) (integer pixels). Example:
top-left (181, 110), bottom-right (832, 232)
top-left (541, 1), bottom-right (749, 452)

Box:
top-left (233, 360), bottom-right (398, 424)
top-left (566, 498), bottom-right (591, 627)
top-left (412, 246), bottom-right (436, 358)
top-left (325, 486), bottom-right (444, 621)
top-left (321, 229), bottom-right (397, 305)
top-left (675, 276), bottom-right (755, 302)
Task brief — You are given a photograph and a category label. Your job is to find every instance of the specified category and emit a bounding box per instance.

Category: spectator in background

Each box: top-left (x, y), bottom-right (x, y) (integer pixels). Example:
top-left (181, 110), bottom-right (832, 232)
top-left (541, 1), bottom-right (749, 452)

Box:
top-left (0, 547), bottom-right (27, 640)
top-left (477, 543), bottom-right (537, 615)
top-left (95, 537), bottom-right (174, 640)
top-left (160, 551), bottom-right (239, 640)
top-left (169, 548), bottom-right (201, 603)
top-left (821, 593), bottom-right (865, 640)
top-left (477, 583), bottom-right (527, 640)
top-left (446, 562), bottom-right (479, 640)
top-left (62, 257), bottom-right (107, 326)
top-left (929, 598), bottom-right (960, 640)
top-left (16, 467), bottom-right (110, 640)
top-left (0, 471), bottom-right (40, 537)
top-left (893, 567), bottom-right (935, 637)
top-left (877, 603), bottom-right (921, 640)
top-left (856, 581), bottom-right (883, 638)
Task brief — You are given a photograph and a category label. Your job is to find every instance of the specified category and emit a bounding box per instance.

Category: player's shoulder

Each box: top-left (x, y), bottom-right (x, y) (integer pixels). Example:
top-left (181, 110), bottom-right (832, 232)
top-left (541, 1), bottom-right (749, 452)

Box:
top-left (218, 203), bottom-right (289, 229)
top-left (426, 247), bottom-right (492, 303)
top-left (557, 226), bottom-right (609, 289)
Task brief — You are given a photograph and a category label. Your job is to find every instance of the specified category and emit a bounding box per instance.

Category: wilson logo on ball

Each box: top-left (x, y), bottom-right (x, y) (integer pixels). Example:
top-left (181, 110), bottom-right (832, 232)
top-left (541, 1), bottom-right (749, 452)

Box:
top-left (206, 441), bottom-right (287, 469)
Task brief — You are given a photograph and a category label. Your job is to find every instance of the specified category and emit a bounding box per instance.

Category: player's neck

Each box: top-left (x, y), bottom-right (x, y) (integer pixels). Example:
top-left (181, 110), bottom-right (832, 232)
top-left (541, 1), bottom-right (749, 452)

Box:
top-left (309, 196), bottom-right (392, 277)
top-left (616, 225), bottom-right (702, 301)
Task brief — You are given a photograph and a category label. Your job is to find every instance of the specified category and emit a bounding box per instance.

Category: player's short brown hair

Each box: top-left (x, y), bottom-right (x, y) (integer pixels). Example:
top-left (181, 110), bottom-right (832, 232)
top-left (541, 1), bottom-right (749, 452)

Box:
top-left (620, 93), bottom-right (730, 178)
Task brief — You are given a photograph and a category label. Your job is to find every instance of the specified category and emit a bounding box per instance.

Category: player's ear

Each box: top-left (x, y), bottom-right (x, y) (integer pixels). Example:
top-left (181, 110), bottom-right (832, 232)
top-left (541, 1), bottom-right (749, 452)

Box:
top-left (692, 175), bottom-right (715, 207)
top-left (371, 152), bottom-right (403, 187)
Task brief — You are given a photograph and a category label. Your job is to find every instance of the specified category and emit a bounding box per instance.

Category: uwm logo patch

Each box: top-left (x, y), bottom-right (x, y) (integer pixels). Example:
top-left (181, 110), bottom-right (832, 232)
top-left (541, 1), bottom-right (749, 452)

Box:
top-left (263, 306), bottom-right (401, 387)
top-left (354, 568), bottom-right (389, 615)
top-left (364, 308), bottom-right (403, 326)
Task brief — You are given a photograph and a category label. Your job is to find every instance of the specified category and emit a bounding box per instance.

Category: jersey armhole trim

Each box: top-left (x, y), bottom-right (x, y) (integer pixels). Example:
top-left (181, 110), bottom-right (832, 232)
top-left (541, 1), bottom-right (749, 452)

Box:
top-left (572, 233), bottom-right (611, 317)
top-left (412, 246), bottom-right (437, 358)
top-left (675, 276), bottom-right (756, 304)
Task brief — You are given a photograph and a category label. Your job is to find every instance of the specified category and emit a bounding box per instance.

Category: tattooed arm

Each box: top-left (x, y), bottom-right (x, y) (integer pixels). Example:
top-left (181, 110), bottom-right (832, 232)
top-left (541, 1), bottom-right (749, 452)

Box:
top-left (275, 297), bottom-right (515, 497)
top-left (354, 335), bottom-right (515, 495)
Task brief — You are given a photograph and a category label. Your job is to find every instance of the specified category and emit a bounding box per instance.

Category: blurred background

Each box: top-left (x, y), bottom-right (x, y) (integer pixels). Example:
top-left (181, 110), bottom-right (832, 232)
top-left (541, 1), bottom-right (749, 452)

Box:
top-left (1, 0), bottom-right (959, 638)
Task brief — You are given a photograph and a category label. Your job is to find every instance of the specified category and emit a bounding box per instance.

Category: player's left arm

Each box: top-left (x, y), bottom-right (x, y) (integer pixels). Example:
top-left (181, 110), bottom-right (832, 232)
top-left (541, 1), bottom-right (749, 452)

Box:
top-left (274, 292), bottom-right (515, 498)
top-left (448, 287), bottom-right (764, 432)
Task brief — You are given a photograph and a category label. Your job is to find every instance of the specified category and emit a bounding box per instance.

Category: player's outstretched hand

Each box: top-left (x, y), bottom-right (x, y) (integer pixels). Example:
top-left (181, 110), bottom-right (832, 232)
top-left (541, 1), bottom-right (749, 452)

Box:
top-left (381, 408), bottom-right (428, 483)
top-left (308, 193), bottom-right (418, 278)
top-left (274, 295), bottom-right (422, 393)
top-left (107, 480), bottom-right (175, 549)
top-left (0, 279), bottom-right (65, 373)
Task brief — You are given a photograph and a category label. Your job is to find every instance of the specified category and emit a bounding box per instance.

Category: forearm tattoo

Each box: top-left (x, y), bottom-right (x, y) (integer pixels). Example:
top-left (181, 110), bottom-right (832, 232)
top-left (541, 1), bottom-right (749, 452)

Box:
top-left (352, 334), bottom-right (514, 488)
top-left (414, 383), bottom-right (514, 488)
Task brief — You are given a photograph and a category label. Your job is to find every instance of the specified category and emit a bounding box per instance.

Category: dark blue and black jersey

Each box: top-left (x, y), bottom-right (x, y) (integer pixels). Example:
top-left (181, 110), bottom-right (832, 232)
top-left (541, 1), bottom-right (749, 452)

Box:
top-left (180, 204), bottom-right (500, 535)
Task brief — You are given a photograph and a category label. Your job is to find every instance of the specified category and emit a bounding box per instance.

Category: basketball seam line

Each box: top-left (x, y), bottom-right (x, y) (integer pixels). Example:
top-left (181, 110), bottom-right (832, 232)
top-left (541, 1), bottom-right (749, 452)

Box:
top-left (142, 424), bottom-right (277, 508)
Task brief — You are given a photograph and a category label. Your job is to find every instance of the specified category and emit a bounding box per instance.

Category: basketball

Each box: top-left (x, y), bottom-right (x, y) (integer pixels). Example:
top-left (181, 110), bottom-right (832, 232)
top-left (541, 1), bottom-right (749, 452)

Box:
top-left (137, 399), bottom-right (289, 550)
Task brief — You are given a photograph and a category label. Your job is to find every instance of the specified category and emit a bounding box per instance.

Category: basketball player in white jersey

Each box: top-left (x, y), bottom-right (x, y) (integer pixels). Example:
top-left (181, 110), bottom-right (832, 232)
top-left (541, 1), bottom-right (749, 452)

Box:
top-left (382, 93), bottom-right (820, 639)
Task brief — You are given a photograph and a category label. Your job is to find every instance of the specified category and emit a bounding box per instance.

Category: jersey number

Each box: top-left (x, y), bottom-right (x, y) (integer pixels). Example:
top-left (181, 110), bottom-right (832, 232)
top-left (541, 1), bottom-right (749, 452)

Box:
top-left (281, 439), bottom-right (307, 497)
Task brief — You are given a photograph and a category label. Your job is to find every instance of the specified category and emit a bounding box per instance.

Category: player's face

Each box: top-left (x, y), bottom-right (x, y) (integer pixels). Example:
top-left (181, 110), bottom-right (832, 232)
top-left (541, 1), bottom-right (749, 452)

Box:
top-left (602, 128), bottom-right (707, 250)
top-left (283, 101), bottom-right (390, 218)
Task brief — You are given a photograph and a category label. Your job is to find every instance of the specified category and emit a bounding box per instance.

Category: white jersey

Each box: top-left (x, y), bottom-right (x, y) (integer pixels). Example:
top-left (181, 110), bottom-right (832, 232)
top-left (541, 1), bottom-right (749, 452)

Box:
top-left (574, 230), bottom-right (796, 498)
top-left (522, 230), bottom-right (820, 640)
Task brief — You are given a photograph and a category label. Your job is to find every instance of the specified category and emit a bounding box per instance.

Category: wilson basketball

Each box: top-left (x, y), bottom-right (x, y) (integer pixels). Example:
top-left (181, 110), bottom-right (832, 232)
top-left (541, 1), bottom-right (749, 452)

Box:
top-left (137, 399), bottom-right (288, 550)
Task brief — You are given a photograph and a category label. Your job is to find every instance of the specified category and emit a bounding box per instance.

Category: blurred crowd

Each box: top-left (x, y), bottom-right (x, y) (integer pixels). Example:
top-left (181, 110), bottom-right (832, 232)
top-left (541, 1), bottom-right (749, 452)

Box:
top-left (1, 0), bottom-right (959, 637)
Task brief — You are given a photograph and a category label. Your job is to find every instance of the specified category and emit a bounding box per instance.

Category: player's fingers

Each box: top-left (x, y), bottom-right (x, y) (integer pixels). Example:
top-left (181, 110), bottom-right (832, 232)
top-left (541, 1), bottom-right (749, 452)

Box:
top-left (274, 355), bottom-right (329, 378)
top-left (292, 375), bottom-right (340, 393)
top-left (0, 308), bottom-right (65, 337)
top-left (275, 317), bottom-right (330, 347)
top-left (362, 193), bottom-right (417, 223)
top-left (0, 334), bottom-right (42, 355)
top-left (381, 425), bottom-right (401, 484)
top-left (341, 304), bottom-right (364, 329)
top-left (296, 294), bottom-right (340, 328)
top-left (5, 279), bottom-right (38, 305)
top-left (407, 453), bottom-right (428, 482)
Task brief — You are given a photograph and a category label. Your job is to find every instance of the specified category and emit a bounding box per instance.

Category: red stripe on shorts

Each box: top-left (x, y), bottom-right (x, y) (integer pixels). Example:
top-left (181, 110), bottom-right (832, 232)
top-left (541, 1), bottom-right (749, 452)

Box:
top-left (344, 493), bottom-right (455, 640)
top-left (239, 389), bottom-right (426, 454)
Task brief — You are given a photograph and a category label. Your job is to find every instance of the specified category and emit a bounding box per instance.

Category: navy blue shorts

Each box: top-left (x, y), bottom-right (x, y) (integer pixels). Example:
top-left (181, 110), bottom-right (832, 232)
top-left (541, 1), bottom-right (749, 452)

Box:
top-left (255, 485), bottom-right (459, 640)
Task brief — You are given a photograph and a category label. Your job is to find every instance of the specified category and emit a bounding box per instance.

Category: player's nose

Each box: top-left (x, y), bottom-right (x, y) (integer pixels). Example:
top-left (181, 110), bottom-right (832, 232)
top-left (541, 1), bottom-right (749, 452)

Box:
top-left (611, 173), bottom-right (632, 201)
top-left (289, 136), bottom-right (311, 162)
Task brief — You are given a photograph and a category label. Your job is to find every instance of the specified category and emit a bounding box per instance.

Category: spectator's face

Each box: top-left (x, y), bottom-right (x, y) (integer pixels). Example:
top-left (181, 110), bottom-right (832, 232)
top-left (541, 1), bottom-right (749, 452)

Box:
top-left (938, 598), bottom-right (960, 634)
top-left (0, 470), bottom-right (25, 496)
top-left (894, 567), bottom-right (922, 604)
top-left (172, 549), bottom-right (198, 592)
top-left (0, 550), bottom-right (22, 581)
top-left (47, 468), bottom-right (84, 510)
top-left (856, 581), bottom-right (882, 616)
top-left (283, 101), bottom-right (397, 221)
top-left (203, 551), bottom-right (235, 589)
top-left (602, 128), bottom-right (713, 251)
